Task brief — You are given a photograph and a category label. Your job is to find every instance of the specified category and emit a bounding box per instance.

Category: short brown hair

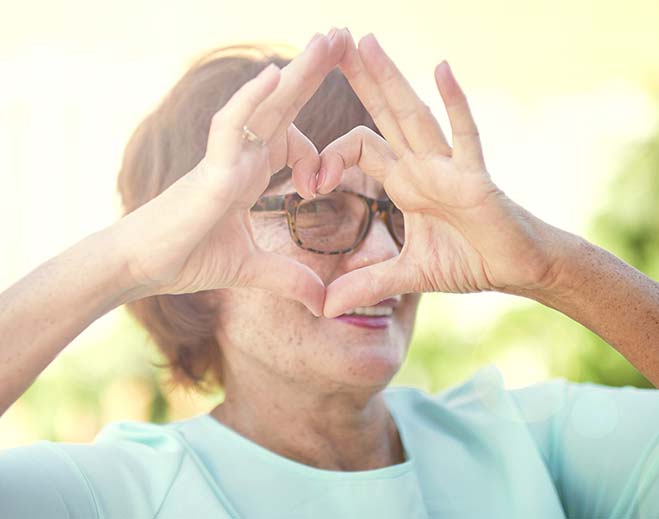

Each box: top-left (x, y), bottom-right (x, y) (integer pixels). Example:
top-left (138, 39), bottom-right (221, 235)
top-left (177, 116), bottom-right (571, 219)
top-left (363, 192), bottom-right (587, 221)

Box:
top-left (116, 44), bottom-right (380, 394)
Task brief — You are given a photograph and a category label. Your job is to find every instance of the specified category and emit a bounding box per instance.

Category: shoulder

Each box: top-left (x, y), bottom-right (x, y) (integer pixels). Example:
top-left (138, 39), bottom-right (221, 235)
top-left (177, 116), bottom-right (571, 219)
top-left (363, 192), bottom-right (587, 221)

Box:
top-left (386, 364), bottom-right (659, 432)
top-left (67, 418), bottom-right (198, 516)
top-left (384, 364), bottom-right (514, 419)
top-left (0, 417), bottom-right (203, 519)
top-left (0, 439), bottom-right (99, 518)
top-left (507, 377), bottom-right (659, 517)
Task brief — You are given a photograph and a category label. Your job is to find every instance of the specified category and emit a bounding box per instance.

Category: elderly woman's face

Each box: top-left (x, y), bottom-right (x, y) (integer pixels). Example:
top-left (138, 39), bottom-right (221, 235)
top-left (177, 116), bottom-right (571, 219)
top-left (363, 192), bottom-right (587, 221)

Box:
top-left (212, 166), bottom-right (421, 392)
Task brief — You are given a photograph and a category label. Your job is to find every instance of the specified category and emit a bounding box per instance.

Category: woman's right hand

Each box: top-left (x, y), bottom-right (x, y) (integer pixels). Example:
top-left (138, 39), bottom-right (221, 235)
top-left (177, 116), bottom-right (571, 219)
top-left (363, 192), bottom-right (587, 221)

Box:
top-left (113, 30), bottom-right (347, 316)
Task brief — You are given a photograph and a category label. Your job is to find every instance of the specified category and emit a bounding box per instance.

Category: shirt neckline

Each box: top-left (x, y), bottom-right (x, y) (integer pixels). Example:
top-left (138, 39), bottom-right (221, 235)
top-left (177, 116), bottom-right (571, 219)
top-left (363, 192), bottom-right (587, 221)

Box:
top-left (195, 394), bottom-right (415, 481)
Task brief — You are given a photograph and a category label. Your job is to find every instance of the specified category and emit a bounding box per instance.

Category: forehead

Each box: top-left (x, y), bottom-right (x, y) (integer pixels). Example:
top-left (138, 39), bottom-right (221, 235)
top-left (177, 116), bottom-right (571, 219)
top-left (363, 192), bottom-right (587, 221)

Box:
top-left (266, 166), bottom-right (387, 198)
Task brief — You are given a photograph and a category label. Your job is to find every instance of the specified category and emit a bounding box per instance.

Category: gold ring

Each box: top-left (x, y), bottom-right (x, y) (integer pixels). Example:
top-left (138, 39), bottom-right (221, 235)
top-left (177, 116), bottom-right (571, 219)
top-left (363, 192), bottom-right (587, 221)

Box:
top-left (242, 125), bottom-right (265, 147)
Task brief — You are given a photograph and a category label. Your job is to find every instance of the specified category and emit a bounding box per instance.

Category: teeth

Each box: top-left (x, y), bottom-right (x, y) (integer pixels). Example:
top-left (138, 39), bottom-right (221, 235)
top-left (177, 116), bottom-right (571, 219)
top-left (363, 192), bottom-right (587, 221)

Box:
top-left (344, 306), bottom-right (393, 317)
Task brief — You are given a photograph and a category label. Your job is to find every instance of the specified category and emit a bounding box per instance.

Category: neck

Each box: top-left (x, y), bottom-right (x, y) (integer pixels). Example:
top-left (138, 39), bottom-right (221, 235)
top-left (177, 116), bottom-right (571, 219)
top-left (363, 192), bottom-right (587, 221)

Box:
top-left (209, 365), bottom-right (405, 471)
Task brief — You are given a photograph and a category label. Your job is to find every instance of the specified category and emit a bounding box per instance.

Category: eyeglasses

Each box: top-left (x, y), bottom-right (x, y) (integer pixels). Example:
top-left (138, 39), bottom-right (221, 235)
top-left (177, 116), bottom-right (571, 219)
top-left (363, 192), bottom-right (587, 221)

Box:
top-left (250, 189), bottom-right (405, 254)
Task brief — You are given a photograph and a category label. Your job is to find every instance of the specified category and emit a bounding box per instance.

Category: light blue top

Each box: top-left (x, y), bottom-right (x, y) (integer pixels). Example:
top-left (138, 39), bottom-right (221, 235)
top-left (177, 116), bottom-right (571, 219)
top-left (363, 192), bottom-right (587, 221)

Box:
top-left (1, 364), bottom-right (658, 518)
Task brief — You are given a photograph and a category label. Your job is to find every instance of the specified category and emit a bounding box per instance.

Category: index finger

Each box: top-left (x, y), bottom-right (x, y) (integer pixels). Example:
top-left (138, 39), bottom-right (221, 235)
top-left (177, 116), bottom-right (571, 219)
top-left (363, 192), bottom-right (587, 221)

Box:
top-left (211, 63), bottom-right (282, 149)
top-left (357, 33), bottom-right (451, 156)
top-left (318, 126), bottom-right (396, 194)
top-left (247, 29), bottom-right (346, 143)
top-left (337, 30), bottom-right (410, 156)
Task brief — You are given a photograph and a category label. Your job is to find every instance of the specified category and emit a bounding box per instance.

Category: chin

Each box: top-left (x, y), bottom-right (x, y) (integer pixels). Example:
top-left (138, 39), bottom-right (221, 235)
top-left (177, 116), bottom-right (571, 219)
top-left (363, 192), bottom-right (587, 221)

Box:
top-left (326, 338), bottom-right (408, 389)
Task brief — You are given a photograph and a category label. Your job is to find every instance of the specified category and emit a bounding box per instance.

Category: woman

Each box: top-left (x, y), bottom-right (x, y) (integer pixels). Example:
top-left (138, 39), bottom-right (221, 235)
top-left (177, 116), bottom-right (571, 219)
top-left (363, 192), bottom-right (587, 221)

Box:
top-left (1, 27), bottom-right (658, 518)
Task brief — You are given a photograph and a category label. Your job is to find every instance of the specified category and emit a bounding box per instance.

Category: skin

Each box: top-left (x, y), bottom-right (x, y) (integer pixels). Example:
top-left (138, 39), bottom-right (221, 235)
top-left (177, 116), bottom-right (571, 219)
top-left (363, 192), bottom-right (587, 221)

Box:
top-left (204, 30), bottom-right (659, 472)
top-left (209, 167), bottom-right (421, 471)
top-left (0, 31), bottom-right (346, 417)
top-left (1, 26), bottom-right (657, 487)
top-left (202, 30), bottom-right (565, 471)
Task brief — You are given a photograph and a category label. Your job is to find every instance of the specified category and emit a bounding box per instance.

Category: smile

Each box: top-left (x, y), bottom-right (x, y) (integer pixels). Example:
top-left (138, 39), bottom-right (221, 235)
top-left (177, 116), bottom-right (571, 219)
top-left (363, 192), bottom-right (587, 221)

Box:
top-left (343, 306), bottom-right (393, 317)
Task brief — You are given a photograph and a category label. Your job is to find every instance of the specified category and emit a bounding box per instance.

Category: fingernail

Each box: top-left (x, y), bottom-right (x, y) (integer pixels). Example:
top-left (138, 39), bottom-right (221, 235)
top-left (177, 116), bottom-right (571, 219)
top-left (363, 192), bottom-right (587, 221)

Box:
top-left (361, 32), bottom-right (378, 48)
top-left (436, 60), bottom-right (453, 82)
top-left (328, 27), bottom-right (338, 41)
top-left (316, 166), bottom-right (326, 193)
top-left (308, 173), bottom-right (317, 198)
top-left (306, 32), bottom-right (323, 50)
top-left (259, 63), bottom-right (279, 77)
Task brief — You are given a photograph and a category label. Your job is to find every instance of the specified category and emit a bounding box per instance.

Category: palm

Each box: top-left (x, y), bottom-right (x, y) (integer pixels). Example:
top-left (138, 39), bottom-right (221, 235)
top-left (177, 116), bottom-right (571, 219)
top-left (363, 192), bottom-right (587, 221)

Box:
top-left (122, 31), bottom-right (350, 317)
top-left (320, 33), bottom-right (560, 317)
top-left (384, 154), bottom-right (498, 213)
top-left (122, 148), bottom-right (270, 296)
top-left (166, 209), bottom-right (261, 294)
top-left (396, 182), bottom-right (554, 296)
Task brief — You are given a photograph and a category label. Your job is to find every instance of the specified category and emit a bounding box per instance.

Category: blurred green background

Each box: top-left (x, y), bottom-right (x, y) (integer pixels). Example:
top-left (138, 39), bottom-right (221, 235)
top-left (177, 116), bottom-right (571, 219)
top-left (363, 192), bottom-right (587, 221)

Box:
top-left (1, 0), bottom-right (658, 446)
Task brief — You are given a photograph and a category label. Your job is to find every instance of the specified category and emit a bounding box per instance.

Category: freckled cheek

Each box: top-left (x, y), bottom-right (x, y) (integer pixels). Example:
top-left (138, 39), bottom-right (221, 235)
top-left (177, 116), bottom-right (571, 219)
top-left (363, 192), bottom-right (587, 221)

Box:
top-left (252, 220), bottom-right (341, 281)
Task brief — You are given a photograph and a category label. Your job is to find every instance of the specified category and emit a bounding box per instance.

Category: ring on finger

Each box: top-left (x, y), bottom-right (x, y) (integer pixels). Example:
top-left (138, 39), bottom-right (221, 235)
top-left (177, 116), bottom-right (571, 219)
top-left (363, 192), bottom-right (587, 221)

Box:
top-left (242, 125), bottom-right (266, 147)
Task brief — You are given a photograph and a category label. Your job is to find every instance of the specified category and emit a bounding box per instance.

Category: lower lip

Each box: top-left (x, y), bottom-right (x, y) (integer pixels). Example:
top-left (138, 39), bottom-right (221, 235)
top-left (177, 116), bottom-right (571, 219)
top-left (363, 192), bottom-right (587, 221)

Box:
top-left (335, 314), bottom-right (392, 329)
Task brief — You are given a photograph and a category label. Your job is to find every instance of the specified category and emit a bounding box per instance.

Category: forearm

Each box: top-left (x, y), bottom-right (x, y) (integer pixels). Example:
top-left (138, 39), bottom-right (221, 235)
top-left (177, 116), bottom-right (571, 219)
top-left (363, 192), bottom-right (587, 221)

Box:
top-left (505, 230), bottom-right (659, 387)
top-left (0, 227), bottom-right (142, 417)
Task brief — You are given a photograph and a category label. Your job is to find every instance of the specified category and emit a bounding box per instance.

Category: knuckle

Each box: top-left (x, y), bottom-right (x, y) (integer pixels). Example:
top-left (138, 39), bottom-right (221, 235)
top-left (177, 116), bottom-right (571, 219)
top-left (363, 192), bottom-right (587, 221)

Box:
top-left (368, 102), bottom-right (389, 122)
top-left (352, 125), bottom-right (372, 139)
top-left (419, 103), bottom-right (434, 119)
top-left (391, 104), bottom-right (418, 122)
top-left (343, 59), bottom-right (365, 80)
top-left (453, 127), bottom-right (480, 138)
top-left (380, 63), bottom-right (398, 86)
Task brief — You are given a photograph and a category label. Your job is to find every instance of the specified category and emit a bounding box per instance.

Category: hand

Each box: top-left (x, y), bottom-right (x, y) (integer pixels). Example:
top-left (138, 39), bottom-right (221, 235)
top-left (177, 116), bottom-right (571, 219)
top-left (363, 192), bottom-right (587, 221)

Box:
top-left (320, 32), bottom-right (566, 318)
top-left (114, 30), bottom-right (348, 316)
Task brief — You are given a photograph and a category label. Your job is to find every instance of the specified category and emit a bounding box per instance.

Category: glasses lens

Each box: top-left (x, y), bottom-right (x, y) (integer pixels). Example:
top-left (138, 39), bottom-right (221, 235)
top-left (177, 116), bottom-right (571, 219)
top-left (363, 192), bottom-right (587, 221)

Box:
top-left (295, 192), bottom-right (368, 252)
top-left (390, 204), bottom-right (405, 246)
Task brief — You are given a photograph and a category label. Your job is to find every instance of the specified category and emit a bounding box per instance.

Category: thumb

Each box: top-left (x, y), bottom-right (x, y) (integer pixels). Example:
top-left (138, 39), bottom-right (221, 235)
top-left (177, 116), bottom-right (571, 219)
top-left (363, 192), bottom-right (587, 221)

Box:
top-left (239, 250), bottom-right (326, 317)
top-left (323, 256), bottom-right (410, 318)
top-left (287, 124), bottom-right (320, 200)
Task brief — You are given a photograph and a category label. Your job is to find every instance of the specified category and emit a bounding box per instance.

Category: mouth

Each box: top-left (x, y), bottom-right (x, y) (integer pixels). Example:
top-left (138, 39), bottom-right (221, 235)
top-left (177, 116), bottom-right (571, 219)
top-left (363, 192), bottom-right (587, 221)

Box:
top-left (334, 296), bottom-right (402, 329)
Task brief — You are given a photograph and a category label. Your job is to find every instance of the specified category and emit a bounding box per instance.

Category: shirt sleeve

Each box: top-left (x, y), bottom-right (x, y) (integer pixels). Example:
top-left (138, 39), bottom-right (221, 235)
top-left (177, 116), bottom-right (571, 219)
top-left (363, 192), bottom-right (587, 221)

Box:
top-left (508, 377), bottom-right (659, 518)
top-left (0, 440), bottom-right (98, 519)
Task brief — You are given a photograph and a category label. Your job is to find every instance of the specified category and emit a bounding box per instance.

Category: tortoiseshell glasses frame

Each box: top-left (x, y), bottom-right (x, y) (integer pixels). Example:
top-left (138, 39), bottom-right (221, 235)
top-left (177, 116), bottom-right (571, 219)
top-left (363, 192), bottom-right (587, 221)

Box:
top-left (250, 189), bottom-right (405, 255)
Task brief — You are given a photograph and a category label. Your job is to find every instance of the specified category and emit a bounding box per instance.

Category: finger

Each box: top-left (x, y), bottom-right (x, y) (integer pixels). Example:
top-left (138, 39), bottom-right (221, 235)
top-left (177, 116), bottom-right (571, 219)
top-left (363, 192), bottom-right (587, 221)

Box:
top-left (317, 126), bottom-right (396, 194)
top-left (357, 33), bottom-right (452, 157)
top-left (211, 63), bottom-right (281, 148)
top-left (337, 29), bottom-right (410, 156)
top-left (240, 250), bottom-right (326, 317)
top-left (287, 124), bottom-right (320, 200)
top-left (323, 256), bottom-right (410, 318)
top-left (247, 31), bottom-right (338, 143)
top-left (272, 26), bottom-right (347, 136)
top-left (270, 28), bottom-right (348, 141)
top-left (434, 61), bottom-right (485, 164)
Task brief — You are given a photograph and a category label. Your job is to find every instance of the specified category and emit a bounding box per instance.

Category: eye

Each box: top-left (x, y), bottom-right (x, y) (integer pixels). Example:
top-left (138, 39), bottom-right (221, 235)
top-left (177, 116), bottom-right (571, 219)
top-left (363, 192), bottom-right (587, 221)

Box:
top-left (297, 198), bottom-right (339, 215)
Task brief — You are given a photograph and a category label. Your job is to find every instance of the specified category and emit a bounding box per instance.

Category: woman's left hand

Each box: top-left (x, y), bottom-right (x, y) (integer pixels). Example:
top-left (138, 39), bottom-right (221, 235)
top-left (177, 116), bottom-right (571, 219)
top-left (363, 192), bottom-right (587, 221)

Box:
top-left (319, 32), bottom-right (570, 318)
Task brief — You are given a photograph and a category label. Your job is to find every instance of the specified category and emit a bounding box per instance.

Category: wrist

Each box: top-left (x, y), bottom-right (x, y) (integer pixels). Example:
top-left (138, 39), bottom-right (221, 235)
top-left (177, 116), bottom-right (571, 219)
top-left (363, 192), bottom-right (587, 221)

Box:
top-left (87, 223), bottom-right (155, 306)
top-left (499, 224), bottom-right (589, 308)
